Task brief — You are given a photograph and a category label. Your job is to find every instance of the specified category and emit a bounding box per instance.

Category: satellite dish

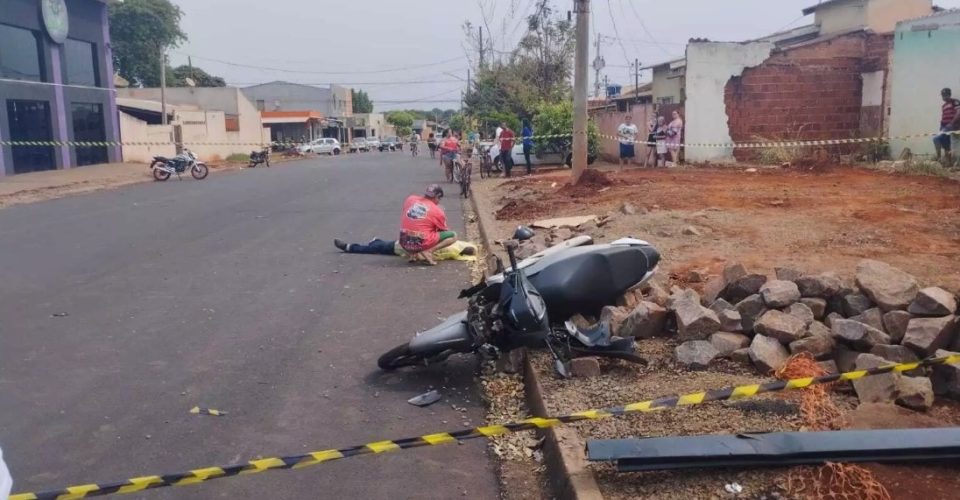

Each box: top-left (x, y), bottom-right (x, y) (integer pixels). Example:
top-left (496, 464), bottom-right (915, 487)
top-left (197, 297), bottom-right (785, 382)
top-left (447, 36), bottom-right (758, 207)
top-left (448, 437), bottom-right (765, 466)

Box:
top-left (185, 77), bottom-right (196, 87)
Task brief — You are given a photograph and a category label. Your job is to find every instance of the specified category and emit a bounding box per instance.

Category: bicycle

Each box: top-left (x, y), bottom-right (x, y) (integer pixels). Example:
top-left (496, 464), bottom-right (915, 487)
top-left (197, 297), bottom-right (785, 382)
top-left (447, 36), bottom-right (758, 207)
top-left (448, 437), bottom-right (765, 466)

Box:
top-left (453, 154), bottom-right (472, 198)
top-left (411, 141), bottom-right (419, 157)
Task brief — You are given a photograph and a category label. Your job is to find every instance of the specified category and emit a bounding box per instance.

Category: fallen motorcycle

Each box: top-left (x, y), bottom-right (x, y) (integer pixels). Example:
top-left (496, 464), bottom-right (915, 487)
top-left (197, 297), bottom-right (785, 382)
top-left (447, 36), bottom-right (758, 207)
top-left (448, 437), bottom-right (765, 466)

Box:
top-left (378, 236), bottom-right (660, 376)
top-left (150, 149), bottom-right (209, 181)
top-left (248, 147), bottom-right (270, 168)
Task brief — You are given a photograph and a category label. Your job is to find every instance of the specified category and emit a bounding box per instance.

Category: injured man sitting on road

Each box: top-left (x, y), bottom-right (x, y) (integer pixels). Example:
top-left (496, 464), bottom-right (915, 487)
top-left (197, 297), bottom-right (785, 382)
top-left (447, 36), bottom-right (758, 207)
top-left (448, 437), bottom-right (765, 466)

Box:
top-left (334, 184), bottom-right (476, 265)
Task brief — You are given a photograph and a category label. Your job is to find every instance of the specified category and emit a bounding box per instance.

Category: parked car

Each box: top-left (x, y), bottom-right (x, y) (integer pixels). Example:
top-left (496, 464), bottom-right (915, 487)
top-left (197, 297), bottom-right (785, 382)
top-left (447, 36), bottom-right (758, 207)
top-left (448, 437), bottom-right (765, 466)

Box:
top-left (488, 142), bottom-right (596, 169)
top-left (349, 137), bottom-right (370, 153)
top-left (299, 138), bottom-right (342, 155)
top-left (379, 136), bottom-right (403, 152)
top-left (365, 137), bottom-right (381, 150)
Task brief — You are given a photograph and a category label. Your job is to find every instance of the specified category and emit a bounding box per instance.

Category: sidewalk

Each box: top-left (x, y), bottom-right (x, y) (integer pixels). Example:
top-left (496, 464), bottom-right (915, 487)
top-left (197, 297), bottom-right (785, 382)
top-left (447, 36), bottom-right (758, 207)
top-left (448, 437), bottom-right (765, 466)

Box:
top-left (0, 163), bottom-right (154, 209)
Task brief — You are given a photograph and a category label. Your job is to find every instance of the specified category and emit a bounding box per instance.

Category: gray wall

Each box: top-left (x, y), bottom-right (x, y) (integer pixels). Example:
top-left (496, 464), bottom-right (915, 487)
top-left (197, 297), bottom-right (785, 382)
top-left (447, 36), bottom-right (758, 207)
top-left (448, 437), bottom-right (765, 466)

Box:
top-left (242, 82), bottom-right (351, 118)
top-left (0, 0), bottom-right (120, 175)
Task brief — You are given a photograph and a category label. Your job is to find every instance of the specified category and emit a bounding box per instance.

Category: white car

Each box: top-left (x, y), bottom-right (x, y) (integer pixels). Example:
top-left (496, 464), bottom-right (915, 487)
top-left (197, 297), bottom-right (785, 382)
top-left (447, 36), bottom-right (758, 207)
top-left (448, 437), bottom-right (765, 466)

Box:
top-left (349, 138), bottom-right (370, 153)
top-left (488, 141), bottom-right (596, 169)
top-left (365, 137), bottom-right (381, 150)
top-left (299, 138), bottom-right (341, 155)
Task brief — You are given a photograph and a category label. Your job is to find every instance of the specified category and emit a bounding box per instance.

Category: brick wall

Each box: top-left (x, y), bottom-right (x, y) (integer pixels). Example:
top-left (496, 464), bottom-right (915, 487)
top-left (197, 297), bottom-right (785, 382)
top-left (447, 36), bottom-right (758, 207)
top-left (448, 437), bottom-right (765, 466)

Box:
top-left (724, 32), bottom-right (891, 160)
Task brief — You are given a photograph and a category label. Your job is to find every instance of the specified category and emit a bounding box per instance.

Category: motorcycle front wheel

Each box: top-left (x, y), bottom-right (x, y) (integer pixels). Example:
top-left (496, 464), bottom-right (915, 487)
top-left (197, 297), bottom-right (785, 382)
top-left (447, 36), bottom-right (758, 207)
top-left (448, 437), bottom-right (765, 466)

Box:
top-left (152, 166), bottom-right (171, 182)
top-left (377, 343), bottom-right (427, 370)
top-left (191, 164), bottom-right (209, 180)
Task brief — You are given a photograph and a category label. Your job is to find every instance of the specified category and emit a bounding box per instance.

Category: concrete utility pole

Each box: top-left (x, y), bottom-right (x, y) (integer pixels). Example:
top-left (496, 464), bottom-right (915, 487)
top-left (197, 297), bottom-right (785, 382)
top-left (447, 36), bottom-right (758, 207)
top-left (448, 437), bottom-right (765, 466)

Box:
top-left (160, 48), bottom-right (167, 126)
top-left (634, 58), bottom-right (640, 103)
top-left (592, 32), bottom-right (605, 98)
top-left (479, 27), bottom-right (484, 68)
top-left (571, 0), bottom-right (590, 184)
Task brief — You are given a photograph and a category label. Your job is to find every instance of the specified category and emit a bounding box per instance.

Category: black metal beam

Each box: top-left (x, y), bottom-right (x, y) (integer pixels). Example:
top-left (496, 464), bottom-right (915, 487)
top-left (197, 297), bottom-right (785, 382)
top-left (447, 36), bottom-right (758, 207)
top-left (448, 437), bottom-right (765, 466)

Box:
top-left (587, 428), bottom-right (960, 472)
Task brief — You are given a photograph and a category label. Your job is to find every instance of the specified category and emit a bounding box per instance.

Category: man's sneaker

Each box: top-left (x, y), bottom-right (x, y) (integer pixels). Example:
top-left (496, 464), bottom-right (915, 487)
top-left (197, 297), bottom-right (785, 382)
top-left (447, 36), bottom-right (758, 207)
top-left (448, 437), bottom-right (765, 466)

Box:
top-left (334, 239), bottom-right (348, 252)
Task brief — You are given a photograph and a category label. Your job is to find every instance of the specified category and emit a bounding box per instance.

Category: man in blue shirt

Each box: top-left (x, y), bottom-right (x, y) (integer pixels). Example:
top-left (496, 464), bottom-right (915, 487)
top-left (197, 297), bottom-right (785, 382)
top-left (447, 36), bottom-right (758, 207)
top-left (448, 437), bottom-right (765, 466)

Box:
top-left (521, 119), bottom-right (534, 175)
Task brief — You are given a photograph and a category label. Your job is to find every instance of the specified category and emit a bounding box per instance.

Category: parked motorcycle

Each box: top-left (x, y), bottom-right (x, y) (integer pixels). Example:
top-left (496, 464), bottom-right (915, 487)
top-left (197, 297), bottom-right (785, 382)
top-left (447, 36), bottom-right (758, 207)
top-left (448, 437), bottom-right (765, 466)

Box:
top-left (150, 149), bottom-right (209, 181)
top-left (377, 237), bottom-right (660, 376)
top-left (249, 147), bottom-right (271, 168)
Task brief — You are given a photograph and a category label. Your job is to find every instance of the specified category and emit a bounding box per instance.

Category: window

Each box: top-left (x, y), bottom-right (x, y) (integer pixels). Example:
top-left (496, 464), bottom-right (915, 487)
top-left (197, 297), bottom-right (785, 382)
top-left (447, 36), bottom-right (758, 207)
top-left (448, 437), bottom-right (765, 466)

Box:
top-left (0, 24), bottom-right (45, 82)
top-left (7, 100), bottom-right (55, 173)
top-left (71, 103), bottom-right (108, 166)
top-left (63, 39), bottom-right (99, 86)
top-left (657, 97), bottom-right (675, 105)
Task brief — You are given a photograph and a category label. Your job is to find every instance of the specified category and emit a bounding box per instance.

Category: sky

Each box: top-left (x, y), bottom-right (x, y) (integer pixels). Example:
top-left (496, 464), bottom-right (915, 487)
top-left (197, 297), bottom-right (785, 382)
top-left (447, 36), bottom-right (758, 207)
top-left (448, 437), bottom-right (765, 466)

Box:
top-left (168, 0), bottom-right (960, 112)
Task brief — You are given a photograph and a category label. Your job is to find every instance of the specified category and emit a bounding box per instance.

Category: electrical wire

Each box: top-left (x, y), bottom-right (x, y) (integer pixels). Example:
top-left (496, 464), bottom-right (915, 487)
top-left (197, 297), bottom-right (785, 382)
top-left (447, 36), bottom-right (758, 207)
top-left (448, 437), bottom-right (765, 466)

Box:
top-left (624, 0), bottom-right (675, 57)
top-left (171, 52), bottom-right (467, 76)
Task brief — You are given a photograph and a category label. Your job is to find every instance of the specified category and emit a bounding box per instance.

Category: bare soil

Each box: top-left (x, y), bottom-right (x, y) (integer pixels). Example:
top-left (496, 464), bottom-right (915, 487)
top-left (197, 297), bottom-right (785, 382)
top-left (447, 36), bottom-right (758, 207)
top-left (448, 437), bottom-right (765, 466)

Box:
top-left (470, 163), bottom-right (960, 499)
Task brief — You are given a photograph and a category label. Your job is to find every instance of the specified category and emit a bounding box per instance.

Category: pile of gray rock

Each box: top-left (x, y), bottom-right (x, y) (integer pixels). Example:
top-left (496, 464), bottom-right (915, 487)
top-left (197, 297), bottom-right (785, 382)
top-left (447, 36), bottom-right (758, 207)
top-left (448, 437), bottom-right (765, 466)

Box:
top-left (599, 259), bottom-right (959, 411)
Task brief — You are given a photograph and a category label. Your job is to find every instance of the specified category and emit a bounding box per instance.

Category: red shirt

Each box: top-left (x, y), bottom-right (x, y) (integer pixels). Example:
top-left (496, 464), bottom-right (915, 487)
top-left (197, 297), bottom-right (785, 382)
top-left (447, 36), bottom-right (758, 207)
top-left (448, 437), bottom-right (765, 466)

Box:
top-left (499, 128), bottom-right (515, 151)
top-left (399, 195), bottom-right (448, 252)
top-left (440, 137), bottom-right (459, 153)
top-left (942, 99), bottom-right (960, 127)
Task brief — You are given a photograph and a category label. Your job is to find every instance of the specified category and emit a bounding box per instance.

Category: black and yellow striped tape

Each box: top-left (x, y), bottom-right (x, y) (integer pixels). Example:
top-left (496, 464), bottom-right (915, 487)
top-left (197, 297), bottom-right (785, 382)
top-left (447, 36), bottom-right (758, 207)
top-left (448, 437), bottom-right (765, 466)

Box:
top-left (11, 354), bottom-right (960, 500)
top-left (189, 407), bottom-right (226, 417)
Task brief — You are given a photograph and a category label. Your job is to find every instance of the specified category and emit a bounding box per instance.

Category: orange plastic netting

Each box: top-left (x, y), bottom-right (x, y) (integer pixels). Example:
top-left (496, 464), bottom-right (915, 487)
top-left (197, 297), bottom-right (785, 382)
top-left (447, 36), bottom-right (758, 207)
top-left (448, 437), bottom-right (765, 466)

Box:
top-left (775, 353), bottom-right (891, 500)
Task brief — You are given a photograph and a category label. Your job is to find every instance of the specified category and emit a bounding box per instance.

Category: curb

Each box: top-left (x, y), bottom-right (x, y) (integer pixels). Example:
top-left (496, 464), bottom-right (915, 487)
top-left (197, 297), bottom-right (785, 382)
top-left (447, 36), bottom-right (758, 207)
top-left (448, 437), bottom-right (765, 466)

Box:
top-left (467, 185), bottom-right (603, 500)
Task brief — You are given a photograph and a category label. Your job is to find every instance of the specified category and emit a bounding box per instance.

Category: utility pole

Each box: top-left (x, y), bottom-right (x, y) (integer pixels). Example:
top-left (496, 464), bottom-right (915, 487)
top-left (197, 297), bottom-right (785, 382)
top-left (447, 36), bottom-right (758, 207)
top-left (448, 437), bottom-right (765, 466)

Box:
top-left (592, 32), bottom-right (605, 98)
top-left (634, 58), bottom-right (640, 103)
top-left (478, 27), bottom-right (484, 68)
top-left (160, 48), bottom-right (167, 125)
top-left (571, 0), bottom-right (590, 183)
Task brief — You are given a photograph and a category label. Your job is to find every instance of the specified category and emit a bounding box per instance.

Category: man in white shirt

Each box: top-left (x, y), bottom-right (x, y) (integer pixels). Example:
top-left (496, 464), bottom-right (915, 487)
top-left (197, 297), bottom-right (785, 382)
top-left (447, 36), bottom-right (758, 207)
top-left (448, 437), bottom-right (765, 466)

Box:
top-left (617, 115), bottom-right (639, 169)
top-left (0, 445), bottom-right (12, 500)
top-left (494, 125), bottom-right (503, 142)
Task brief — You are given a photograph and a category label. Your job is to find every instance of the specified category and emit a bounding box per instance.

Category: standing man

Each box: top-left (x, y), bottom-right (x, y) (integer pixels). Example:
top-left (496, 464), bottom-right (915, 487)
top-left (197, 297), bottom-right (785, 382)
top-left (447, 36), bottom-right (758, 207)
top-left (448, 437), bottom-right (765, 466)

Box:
top-left (399, 185), bottom-right (457, 265)
top-left (499, 122), bottom-right (516, 178)
top-left (617, 115), bottom-right (639, 170)
top-left (521, 119), bottom-right (534, 175)
top-left (934, 88), bottom-right (960, 163)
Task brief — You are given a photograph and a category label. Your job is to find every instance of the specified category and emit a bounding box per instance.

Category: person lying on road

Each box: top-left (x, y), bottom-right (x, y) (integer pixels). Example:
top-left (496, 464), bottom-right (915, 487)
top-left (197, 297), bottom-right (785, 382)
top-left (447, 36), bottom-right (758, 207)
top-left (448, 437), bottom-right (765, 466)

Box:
top-left (333, 237), bottom-right (477, 260)
top-left (398, 184), bottom-right (457, 265)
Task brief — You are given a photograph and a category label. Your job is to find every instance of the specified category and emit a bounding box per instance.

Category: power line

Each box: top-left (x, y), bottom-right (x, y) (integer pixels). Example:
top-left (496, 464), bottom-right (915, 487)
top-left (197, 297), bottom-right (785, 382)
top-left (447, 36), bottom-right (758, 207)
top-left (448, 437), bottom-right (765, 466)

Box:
top-left (624, 0), bottom-right (675, 57)
top-left (171, 52), bottom-right (468, 75)
top-left (605, 0), bottom-right (633, 68)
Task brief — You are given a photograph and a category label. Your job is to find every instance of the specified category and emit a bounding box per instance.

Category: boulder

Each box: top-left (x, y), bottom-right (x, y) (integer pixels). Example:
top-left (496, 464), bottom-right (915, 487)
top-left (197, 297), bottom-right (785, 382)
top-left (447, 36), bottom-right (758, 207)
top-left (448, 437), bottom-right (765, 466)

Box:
top-left (600, 306), bottom-right (630, 335)
top-left (784, 302), bottom-right (815, 327)
top-left (800, 298), bottom-right (828, 320)
top-left (825, 312), bottom-right (843, 328)
top-left (842, 293), bottom-right (874, 318)
top-left (570, 357), bottom-right (601, 378)
top-left (667, 287), bottom-right (701, 311)
top-left (789, 334), bottom-right (836, 360)
top-left (902, 316), bottom-right (958, 356)
top-left (735, 294), bottom-right (767, 333)
top-left (796, 273), bottom-right (843, 298)
top-left (731, 348), bottom-right (753, 365)
top-left (896, 376), bottom-right (934, 411)
top-left (855, 259), bottom-right (919, 311)
top-left (775, 267), bottom-right (804, 282)
top-left (701, 263), bottom-right (746, 305)
top-left (682, 226), bottom-right (702, 236)
top-left (852, 353), bottom-right (902, 405)
top-left (835, 347), bottom-right (861, 373)
top-left (760, 280), bottom-right (801, 308)
top-left (515, 240), bottom-right (548, 259)
top-left (882, 310), bottom-right (912, 343)
top-left (908, 287), bottom-right (958, 316)
top-left (931, 349), bottom-right (960, 398)
top-left (708, 298), bottom-right (735, 315)
top-left (806, 321), bottom-right (832, 339)
top-left (850, 308), bottom-right (884, 333)
top-left (831, 319), bottom-right (891, 350)
top-left (617, 301), bottom-right (667, 339)
top-left (817, 359), bottom-right (840, 374)
top-left (642, 282), bottom-right (670, 307)
top-left (674, 300), bottom-right (721, 341)
top-left (675, 340), bottom-right (720, 370)
top-left (553, 227), bottom-right (575, 242)
top-left (870, 344), bottom-right (920, 364)
top-left (710, 332), bottom-right (751, 356)
top-left (617, 288), bottom-right (643, 309)
top-left (754, 310), bottom-right (809, 344)
top-left (719, 309), bottom-right (744, 333)
top-left (724, 274), bottom-right (769, 304)
top-left (826, 287), bottom-right (854, 316)
top-left (749, 334), bottom-right (790, 373)
top-left (722, 262), bottom-right (748, 283)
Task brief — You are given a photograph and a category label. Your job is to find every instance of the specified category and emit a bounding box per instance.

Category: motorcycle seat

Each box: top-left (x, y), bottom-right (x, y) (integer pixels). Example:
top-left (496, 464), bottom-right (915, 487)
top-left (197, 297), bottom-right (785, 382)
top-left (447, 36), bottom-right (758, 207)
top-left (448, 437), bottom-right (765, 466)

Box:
top-left (153, 156), bottom-right (171, 162)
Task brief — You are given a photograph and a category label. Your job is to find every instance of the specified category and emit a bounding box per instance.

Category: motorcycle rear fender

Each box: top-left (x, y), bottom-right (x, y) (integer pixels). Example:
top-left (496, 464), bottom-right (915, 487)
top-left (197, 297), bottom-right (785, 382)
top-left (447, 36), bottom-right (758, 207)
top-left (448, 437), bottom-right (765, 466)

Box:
top-left (408, 311), bottom-right (474, 354)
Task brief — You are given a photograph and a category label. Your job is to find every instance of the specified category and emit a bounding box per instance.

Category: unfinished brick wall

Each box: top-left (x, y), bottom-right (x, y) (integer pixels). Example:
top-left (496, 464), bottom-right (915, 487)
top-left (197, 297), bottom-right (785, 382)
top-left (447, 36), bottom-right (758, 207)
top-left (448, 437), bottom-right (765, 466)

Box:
top-left (724, 32), bottom-right (891, 161)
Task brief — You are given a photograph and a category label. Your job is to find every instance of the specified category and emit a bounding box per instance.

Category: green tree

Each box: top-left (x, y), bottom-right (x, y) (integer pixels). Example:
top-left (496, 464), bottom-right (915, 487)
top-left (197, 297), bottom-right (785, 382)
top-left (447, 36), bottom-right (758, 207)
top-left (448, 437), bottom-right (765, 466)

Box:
top-left (109, 0), bottom-right (187, 87)
top-left (169, 65), bottom-right (226, 87)
top-left (532, 101), bottom-right (598, 158)
top-left (352, 89), bottom-right (373, 113)
top-left (386, 111), bottom-right (414, 137)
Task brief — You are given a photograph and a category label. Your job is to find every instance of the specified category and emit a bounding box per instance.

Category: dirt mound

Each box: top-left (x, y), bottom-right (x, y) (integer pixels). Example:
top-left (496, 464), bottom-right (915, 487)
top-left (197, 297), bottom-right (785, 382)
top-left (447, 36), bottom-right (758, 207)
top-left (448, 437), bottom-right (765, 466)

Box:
top-left (495, 199), bottom-right (553, 221)
top-left (557, 169), bottom-right (620, 198)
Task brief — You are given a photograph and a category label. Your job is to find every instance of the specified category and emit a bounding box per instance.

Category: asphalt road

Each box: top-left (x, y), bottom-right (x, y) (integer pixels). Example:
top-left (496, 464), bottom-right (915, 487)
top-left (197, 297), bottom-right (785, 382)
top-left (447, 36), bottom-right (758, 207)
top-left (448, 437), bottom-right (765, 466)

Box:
top-left (0, 152), bottom-right (499, 499)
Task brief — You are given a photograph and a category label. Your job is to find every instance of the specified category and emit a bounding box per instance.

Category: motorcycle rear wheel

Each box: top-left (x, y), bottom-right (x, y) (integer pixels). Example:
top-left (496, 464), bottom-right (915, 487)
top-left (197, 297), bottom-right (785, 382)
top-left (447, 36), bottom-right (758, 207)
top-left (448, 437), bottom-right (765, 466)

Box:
top-left (191, 164), bottom-right (209, 180)
top-left (378, 343), bottom-right (427, 370)
top-left (152, 166), bottom-right (171, 181)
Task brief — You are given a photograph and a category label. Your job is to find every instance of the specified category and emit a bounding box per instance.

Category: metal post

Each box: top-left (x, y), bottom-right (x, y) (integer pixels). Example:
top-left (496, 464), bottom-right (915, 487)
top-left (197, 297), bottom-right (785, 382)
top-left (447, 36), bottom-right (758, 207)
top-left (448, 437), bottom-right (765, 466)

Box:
top-left (571, 0), bottom-right (590, 184)
top-left (160, 48), bottom-right (167, 126)
top-left (479, 27), bottom-right (484, 68)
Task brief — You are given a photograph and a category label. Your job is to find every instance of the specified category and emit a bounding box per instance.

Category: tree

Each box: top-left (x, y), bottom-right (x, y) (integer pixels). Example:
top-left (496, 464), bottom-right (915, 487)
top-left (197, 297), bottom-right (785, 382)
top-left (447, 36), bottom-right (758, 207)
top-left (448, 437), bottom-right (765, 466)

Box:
top-left (109, 0), bottom-right (187, 87)
top-left (352, 89), bottom-right (373, 113)
top-left (386, 111), bottom-right (414, 137)
top-left (169, 65), bottom-right (226, 87)
top-left (532, 101), bottom-right (598, 158)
